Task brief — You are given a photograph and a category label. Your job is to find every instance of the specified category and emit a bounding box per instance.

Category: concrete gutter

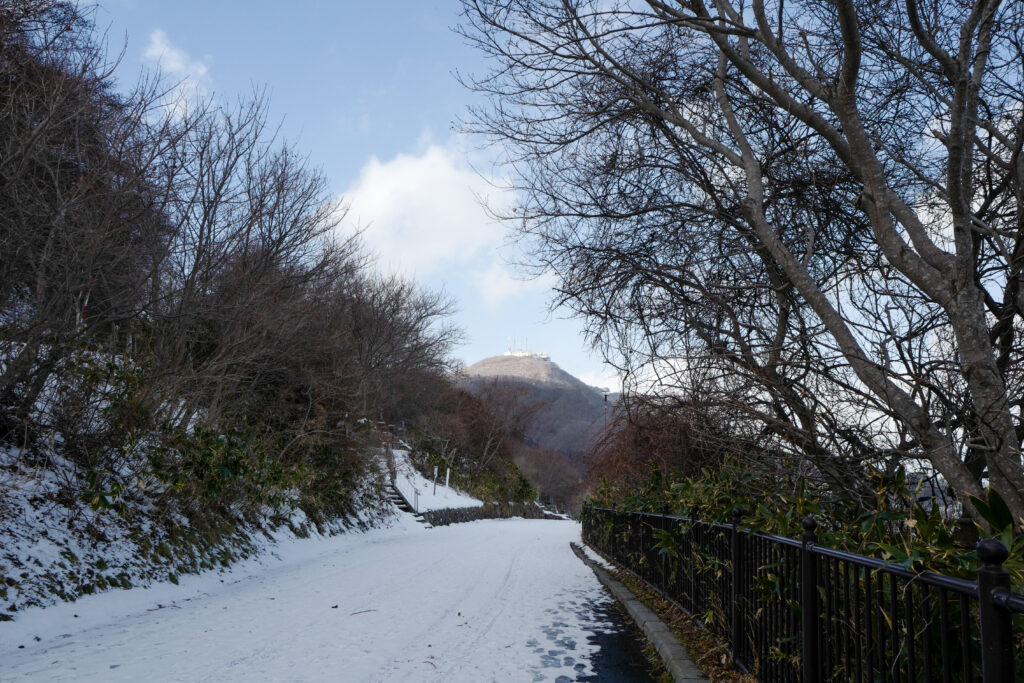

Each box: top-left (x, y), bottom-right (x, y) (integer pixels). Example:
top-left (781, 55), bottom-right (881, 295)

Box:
top-left (571, 542), bottom-right (707, 682)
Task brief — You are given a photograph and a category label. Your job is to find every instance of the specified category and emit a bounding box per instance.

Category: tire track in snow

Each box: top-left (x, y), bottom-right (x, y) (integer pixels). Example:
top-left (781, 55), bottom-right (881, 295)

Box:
top-left (1, 519), bottom-right (622, 682)
top-left (433, 551), bottom-right (524, 680)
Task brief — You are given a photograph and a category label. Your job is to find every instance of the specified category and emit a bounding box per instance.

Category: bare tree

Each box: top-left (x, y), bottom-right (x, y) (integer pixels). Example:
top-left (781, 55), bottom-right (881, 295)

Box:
top-left (461, 0), bottom-right (1024, 519)
top-left (0, 2), bottom-right (464, 524)
top-left (511, 441), bottom-right (584, 512)
top-left (344, 275), bottom-right (462, 418)
top-left (412, 379), bottom-right (537, 485)
top-left (0, 1), bottom-right (179, 447)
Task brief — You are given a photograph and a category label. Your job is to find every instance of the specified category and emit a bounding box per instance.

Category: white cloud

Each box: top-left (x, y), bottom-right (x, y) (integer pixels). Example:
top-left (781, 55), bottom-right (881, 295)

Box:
top-left (472, 262), bottom-right (556, 309)
top-left (342, 142), bottom-right (512, 278)
top-left (577, 369), bottom-right (623, 394)
top-left (143, 30), bottom-right (211, 109)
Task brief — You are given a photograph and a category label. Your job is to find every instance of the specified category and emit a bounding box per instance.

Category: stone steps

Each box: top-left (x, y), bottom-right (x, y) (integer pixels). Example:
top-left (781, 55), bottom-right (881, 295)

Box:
top-left (389, 483), bottom-right (432, 528)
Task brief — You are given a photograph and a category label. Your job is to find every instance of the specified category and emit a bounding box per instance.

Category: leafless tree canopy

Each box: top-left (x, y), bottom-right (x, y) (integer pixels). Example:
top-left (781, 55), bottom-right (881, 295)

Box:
top-left (0, 2), bottom-right (462, 522)
top-left (460, 0), bottom-right (1024, 518)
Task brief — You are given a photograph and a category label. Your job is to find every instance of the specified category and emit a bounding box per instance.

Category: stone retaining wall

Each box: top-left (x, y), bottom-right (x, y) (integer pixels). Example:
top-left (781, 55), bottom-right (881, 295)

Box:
top-left (421, 501), bottom-right (552, 527)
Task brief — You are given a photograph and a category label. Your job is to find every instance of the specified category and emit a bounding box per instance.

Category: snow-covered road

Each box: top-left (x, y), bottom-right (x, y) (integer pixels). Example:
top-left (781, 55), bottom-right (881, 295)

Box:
top-left (1, 517), bottom-right (646, 682)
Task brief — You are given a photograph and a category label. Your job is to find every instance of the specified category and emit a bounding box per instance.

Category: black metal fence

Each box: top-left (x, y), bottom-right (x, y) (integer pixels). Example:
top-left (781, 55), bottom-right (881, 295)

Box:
top-left (581, 505), bottom-right (1024, 682)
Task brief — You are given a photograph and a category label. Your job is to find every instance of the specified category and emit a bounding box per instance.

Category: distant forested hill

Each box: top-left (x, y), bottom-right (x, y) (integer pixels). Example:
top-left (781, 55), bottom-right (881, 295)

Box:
top-left (462, 353), bottom-right (609, 455)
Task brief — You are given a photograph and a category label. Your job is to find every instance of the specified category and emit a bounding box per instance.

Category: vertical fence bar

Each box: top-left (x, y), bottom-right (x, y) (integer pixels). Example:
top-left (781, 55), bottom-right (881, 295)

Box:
top-left (823, 556), bottom-right (833, 676)
top-left (905, 580), bottom-right (916, 681)
top-left (661, 507), bottom-right (669, 594)
top-left (922, 584), bottom-right (932, 681)
top-left (960, 594), bottom-right (972, 683)
top-left (731, 507), bottom-right (743, 661)
top-left (790, 546), bottom-right (800, 682)
top-left (801, 517), bottom-right (820, 682)
top-left (880, 573), bottom-right (888, 679)
top-left (843, 561), bottom-right (852, 679)
top-left (770, 540), bottom-right (778, 683)
top-left (976, 538), bottom-right (1013, 683)
top-left (889, 574), bottom-right (899, 682)
top-left (939, 588), bottom-right (952, 683)
top-left (692, 515), bottom-right (699, 613)
top-left (854, 563), bottom-right (863, 683)
top-left (865, 566), bottom-right (875, 682)
top-left (761, 540), bottom-right (770, 679)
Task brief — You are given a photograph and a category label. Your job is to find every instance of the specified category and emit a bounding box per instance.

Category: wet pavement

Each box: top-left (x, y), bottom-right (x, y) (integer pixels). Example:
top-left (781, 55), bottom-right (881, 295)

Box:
top-left (528, 588), bottom-right (656, 682)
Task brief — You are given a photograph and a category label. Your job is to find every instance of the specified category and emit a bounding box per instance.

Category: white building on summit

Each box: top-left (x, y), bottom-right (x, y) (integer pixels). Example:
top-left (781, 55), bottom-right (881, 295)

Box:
top-left (504, 338), bottom-right (550, 361)
top-left (504, 349), bottom-right (550, 361)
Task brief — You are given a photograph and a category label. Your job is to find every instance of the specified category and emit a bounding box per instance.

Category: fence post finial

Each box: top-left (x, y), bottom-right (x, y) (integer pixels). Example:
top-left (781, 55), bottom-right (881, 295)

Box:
top-left (977, 538), bottom-right (1013, 683)
top-left (802, 516), bottom-right (818, 542)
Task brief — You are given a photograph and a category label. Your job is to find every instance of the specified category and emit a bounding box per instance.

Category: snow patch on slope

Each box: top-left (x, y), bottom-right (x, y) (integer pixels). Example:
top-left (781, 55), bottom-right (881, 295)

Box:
top-left (0, 443), bottom-right (390, 619)
top-left (391, 448), bottom-right (482, 512)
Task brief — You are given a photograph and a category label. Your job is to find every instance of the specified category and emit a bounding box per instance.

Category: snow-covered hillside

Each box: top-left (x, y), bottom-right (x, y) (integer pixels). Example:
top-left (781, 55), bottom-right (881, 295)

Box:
top-left (390, 448), bottom-right (482, 512)
top-left (0, 442), bottom-right (389, 619)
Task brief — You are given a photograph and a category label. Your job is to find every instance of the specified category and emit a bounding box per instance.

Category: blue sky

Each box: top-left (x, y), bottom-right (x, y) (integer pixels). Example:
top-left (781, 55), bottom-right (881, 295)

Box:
top-left (99, 1), bottom-right (620, 391)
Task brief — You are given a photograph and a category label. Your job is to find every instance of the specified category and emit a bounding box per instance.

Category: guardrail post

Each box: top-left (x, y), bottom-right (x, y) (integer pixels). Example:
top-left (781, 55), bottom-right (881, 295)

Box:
top-left (977, 538), bottom-right (1013, 683)
top-left (685, 506), bottom-right (698, 610)
top-left (662, 505), bottom-right (671, 592)
top-left (613, 504), bottom-right (620, 559)
top-left (730, 507), bottom-right (744, 660)
top-left (801, 516), bottom-right (819, 682)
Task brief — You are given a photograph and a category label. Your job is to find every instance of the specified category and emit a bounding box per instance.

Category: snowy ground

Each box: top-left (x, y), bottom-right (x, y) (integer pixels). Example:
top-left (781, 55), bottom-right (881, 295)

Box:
top-left (1, 516), bottom-right (641, 682)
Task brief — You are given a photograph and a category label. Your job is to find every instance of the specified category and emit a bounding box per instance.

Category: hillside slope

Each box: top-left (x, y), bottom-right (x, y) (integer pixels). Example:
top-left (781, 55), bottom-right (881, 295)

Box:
top-left (462, 353), bottom-right (609, 455)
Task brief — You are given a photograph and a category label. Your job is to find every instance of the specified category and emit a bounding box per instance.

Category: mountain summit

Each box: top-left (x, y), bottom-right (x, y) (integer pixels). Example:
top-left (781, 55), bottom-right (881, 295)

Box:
top-left (463, 351), bottom-right (600, 392)
top-left (462, 352), bottom-right (608, 455)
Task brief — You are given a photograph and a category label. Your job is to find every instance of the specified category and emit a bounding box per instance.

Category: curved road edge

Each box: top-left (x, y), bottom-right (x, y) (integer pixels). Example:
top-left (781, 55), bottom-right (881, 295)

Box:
top-left (570, 542), bottom-right (707, 683)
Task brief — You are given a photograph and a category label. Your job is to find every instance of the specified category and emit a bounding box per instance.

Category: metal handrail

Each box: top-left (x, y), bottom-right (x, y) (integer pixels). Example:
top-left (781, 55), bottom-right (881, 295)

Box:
top-left (392, 471), bottom-right (420, 514)
top-left (583, 504), bottom-right (1021, 682)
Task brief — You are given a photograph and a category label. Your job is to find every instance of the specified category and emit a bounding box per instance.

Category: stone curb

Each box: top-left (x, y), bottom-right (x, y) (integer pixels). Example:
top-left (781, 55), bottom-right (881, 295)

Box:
top-left (570, 542), bottom-right (707, 682)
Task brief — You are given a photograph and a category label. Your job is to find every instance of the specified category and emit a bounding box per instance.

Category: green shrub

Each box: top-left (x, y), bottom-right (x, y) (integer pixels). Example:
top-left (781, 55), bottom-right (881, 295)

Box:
top-left (591, 456), bottom-right (1024, 585)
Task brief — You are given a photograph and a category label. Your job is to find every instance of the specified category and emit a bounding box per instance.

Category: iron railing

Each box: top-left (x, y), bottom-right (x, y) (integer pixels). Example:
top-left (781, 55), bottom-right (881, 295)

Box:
top-left (581, 505), bottom-right (1024, 682)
